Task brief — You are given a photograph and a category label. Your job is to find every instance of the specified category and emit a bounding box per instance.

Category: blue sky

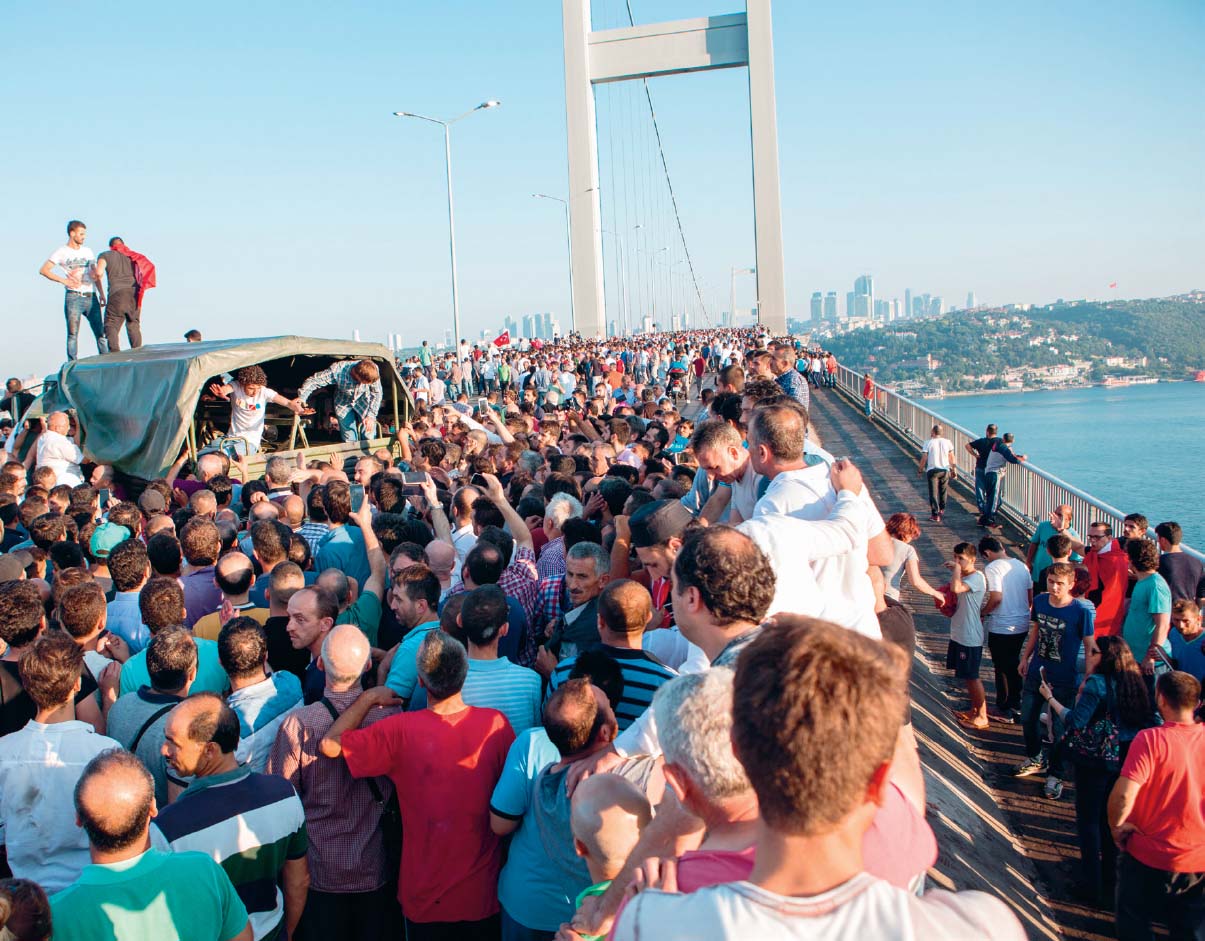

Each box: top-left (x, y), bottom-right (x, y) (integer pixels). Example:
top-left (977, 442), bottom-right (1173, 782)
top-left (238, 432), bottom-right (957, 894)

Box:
top-left (1, 0), bottom-right (1201, 380)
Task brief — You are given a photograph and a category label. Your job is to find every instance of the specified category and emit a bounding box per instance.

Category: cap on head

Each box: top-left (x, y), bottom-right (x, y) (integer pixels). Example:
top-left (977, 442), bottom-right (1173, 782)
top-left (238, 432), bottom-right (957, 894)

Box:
top-left (629, 499), bottom-right (692, 549)
top-left (89, 522), bottom-right (132, 560)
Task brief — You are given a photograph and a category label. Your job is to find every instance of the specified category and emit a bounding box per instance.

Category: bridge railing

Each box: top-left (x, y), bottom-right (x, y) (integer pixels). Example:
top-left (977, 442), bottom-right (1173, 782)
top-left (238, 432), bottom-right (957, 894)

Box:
top-left (831, 364), bottom-right (1205, 565)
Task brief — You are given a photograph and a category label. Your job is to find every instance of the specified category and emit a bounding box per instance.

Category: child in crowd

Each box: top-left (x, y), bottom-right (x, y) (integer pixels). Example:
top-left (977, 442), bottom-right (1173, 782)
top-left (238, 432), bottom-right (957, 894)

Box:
top-left (570, 773), bottom-right (653, 941)
top-left (946, 542), bottom-right (988, 730)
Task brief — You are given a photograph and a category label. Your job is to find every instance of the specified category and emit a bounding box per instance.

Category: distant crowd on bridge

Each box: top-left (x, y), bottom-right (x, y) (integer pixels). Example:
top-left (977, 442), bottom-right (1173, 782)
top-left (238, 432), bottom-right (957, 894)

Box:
top-left (0, 245), bottom-right (1202, 940)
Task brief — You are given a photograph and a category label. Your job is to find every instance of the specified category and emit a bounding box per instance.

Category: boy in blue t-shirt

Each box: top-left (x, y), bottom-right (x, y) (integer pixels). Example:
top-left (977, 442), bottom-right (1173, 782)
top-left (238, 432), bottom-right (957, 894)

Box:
top-left (1015, 561), bottom-right (1095, 799)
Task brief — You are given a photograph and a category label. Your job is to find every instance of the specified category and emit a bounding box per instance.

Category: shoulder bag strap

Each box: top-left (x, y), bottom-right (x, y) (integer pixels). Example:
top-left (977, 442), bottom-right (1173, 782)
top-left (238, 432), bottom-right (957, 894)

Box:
top-left (130, 703), bottom-right (178, 754)
top-left (320, 697), bottom-right (386, 805)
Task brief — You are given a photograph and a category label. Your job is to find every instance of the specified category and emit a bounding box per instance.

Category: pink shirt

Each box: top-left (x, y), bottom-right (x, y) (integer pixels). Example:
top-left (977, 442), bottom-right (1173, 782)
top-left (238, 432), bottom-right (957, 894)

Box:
top-left (675, 784), bottom-right (936, 894)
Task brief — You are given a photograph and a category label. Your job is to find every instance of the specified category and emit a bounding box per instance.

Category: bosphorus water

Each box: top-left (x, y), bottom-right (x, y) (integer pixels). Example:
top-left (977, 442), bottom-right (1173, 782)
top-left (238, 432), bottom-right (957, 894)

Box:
top-left (919, 382), bottom-right (1205, 539)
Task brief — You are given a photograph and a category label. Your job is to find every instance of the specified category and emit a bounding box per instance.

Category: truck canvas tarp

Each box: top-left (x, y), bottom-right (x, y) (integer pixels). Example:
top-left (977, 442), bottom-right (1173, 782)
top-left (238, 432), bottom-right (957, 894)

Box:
top-left (38, 336), bottom-right (413, 481)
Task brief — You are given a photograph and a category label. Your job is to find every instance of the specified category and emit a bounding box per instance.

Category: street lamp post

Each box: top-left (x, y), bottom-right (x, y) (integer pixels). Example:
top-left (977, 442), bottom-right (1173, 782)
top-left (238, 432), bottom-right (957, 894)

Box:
top-left (531, 193), bottom-right (575, 332)
top-left (393, 100), bottom-right (500, 353)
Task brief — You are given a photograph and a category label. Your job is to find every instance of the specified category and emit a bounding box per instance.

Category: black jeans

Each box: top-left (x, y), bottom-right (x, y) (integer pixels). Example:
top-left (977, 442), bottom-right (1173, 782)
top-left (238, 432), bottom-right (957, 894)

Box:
top-left (1073, 760), bottom-right (1119, 901)
top-left (987, 632), bottom-right (1025, 711)
top-left (103, 289), bottom-right (142, 351)
top-left (297, 886), bottom-right (396, 941)
top-left (926, 468), bottom-right (949, 515)
top-left (406, 914), bottom-right (501, 941)
top-left (1116, 853), bottom-right (1205, 940)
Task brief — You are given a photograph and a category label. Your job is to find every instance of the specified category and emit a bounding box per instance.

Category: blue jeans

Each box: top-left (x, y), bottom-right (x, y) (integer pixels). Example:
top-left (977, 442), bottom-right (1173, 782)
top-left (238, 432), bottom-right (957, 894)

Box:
top-left (64, 292), bottom-right (108, 360)
top-left (863, 397), bottom-right (873, 417)
top-left (337, 410), bottom-right (369, 444)
top-left (1020, 668), bottom-right (1075, 776)
top-left (979, 470), bottom-right (1000, 524)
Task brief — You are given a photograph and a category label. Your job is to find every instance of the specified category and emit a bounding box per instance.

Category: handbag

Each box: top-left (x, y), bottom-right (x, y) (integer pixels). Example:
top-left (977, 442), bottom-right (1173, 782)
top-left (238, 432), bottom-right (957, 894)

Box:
top-left (319, 698), bottom-right (403, 873)
top-left (1063, 680), bottom-right (1122, 770)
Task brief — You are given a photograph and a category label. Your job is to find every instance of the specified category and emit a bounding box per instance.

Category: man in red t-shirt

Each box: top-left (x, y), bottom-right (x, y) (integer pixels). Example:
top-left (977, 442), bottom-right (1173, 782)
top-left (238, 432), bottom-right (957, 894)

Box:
top-left (320, 630), bottom-right (515, 939)
top-left (690, 354), bottom-right (707, 399)
top-left (1109, 670), bottom-right (1205, 938)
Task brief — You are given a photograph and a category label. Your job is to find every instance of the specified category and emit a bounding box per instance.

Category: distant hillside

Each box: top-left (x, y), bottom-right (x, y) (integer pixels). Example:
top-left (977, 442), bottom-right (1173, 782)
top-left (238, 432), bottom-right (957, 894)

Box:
top-left (823, 298), bottom-right (1205, 390)
top-left (1028, 299), bottom-right (1205, 367)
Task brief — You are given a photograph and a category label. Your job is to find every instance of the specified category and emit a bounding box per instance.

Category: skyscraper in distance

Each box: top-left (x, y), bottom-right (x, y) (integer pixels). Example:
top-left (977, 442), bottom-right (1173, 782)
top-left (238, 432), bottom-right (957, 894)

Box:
top-left (810, 291), bottom-right (822, 322)
top-left (824, 292), bottom-right (838, 322)
top-left (904, 288), bottom-right (912, 320)
top-left (966, 291), bottom-right (977, 310)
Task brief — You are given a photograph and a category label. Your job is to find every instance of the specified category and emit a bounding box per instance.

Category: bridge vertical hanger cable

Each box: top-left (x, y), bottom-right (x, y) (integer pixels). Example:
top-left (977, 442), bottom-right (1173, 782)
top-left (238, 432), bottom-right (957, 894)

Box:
top-left (620, 0), bottom-right (712, 326)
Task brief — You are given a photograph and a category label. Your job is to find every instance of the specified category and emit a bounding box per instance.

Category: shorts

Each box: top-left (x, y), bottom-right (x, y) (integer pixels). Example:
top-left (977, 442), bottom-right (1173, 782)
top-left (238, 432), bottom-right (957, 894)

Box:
top-left (946, 640), bottom-right (983, 680)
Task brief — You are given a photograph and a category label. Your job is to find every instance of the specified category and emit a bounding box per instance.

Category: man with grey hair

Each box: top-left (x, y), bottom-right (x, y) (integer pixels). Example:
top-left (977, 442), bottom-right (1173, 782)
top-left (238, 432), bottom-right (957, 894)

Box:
top-left (265, 456), bottom-right (294, 502)
top-left (544, 541), bottom-right (611, 665)
top-left (539, 492), bottom-right (584, 580)
top-left (267, 624), bottom-right (399, 939)
top-left (321, 630), bottom-right (515, 938)
top-left (515, 450), bottom-right (544, 480)
top-left (652, 669), bottom-right (760, 888)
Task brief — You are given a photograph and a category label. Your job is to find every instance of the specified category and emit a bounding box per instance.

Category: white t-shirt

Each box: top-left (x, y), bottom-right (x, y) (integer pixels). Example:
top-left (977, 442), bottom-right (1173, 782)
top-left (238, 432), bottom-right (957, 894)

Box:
top-left (737, 495), bottom-right (869, 631)
top-left (612, 873), bottom-right (1025, 941)
top-left (429, 377), bottom-right (446, 404)
top-left (950, 570), bottom-right (987, 647)
top-left (922, 436), bottom-right (955, 471)
top-left (36, 429), bottom-right (85, 486)
top-left (984, 557), bottom-right (1032, 635)
top-left (412, 374), bottom-right (430, 402)
top-left (724, 459), bottom-right (763, 522)
top-left (754, 465), bottom-right (885, 638)
top-left (227, 381), bottom-right (277, 453)
top-left (48, 244), bottom-right (97, 294)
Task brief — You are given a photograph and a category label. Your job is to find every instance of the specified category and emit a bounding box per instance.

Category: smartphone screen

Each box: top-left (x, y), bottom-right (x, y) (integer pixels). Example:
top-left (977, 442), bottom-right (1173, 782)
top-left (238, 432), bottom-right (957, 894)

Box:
top-left (98, 488), bottom-right (111, 507)
top-left (350, 484), bottom-right (365, 513)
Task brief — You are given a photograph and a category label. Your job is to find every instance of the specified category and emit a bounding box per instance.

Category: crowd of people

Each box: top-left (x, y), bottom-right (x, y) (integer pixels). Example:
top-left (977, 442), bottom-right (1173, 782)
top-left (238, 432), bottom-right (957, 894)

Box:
top-left (0, 319), bottom-right (1200, 941)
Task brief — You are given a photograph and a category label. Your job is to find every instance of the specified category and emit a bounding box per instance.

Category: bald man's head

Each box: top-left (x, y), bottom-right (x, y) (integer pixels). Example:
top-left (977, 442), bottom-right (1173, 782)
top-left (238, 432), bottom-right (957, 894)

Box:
top-left (214, 551), bottom-right (254, 596)
top-left (46, 411), bottom-right (69, 435)
top-left (597, 579), bottom-right (653, 638)
top-left (282, 495), bottom-right (306, 528)
top-left (320, 623), bottom-right (370, 688)
top-left (424, 540), bottom-right (456, 579)
top-left (571, 772), bottom-right (652, 871)
top-left (75, 749), bottom-right (155, 852)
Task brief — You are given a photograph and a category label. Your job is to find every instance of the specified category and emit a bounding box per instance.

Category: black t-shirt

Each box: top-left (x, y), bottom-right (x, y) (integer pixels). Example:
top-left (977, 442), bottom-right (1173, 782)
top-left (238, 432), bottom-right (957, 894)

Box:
top-left (0, 392), bottom-right (34, 421)
top-left (263, 615), bottom-right (311, 683)
top-left (1159, 553), bottom-right (1205, 604)
top-left (97, 249), bottom-right (136, 293)
top-left (0, 660), bottom-right (99, 736)
top-left (968, 436), bottom-right (1001, 471)
top-left (1, 529), bottom-right (26, 554)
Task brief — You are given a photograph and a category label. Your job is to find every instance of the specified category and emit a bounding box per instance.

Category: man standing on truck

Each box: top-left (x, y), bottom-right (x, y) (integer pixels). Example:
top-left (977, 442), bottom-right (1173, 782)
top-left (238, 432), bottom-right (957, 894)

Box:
top-left (294, 359), bottom-right (383, 444)
top-left (39, 219), bottom-right (108, 360)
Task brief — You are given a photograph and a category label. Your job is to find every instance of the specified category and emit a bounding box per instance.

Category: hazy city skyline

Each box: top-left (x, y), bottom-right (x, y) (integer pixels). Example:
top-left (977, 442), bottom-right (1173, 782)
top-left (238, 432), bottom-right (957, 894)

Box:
top-left (1, 0), bottom-right (1201, 379)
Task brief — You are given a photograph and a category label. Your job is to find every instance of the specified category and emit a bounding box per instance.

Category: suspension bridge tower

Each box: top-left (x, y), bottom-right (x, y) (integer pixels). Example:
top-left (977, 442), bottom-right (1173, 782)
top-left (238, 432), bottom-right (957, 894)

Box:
top-left (561, 0), bottom-right (787, 337)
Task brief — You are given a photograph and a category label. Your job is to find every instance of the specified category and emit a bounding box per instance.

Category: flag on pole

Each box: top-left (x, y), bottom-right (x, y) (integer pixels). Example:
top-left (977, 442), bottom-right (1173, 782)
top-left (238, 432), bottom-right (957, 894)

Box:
top-left (493, 329), bottom-right (510, 348)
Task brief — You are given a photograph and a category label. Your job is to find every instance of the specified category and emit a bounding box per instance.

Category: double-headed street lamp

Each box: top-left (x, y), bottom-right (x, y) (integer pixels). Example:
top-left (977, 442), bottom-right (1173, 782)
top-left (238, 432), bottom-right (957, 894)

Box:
top-left (393, 100), bottom-right (500, 352)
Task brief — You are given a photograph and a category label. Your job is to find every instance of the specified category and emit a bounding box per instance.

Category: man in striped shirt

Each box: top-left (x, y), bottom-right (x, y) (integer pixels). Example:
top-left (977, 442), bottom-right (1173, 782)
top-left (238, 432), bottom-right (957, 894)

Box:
top-left (459, 585), bottom-right (542, 732)
top-left (546, 579), bottom-right (677, 730)
top-left (155, 693), bottom-right (310, 940)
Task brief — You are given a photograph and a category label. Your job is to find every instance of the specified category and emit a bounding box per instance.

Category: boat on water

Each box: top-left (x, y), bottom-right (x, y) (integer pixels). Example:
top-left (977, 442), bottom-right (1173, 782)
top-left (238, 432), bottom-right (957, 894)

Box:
top-left (1102, 376), bottom-right (1159, 387)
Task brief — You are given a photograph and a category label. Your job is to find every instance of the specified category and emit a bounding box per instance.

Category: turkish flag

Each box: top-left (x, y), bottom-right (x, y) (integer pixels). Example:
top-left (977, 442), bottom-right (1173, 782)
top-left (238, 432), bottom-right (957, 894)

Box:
top-left (493, 330), bottom-right (510, 347)
top-left (1108, 282), bottom-right (1118, 289)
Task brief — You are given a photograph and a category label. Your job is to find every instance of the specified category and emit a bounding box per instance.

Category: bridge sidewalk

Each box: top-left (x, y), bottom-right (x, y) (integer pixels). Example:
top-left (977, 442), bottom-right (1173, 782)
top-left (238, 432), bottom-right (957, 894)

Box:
top-left (806, 386), bottom-right (1113, 941)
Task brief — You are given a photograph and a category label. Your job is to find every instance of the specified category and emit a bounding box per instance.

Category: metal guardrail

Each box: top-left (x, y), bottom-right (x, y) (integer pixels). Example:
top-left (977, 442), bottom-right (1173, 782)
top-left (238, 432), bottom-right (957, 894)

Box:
top-left (832, 364), bottom-right (1205, 565)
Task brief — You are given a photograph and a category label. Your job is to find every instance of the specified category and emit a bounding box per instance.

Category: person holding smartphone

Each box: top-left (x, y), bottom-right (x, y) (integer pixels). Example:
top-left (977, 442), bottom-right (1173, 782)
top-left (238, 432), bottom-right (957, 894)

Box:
top-left (1015, 561), bottom-right (1097, 800)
